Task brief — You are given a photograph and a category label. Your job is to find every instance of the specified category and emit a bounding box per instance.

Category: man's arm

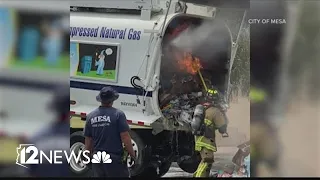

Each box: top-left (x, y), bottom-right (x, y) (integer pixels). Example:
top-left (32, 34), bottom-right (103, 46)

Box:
top-left (213, 108), bottom-right (229, 137)
top-left (118, 112), bottom-right (136, 158)
top-left (120, 132), bottom-right (135, 158)
top-left (84, 118), bottom-right (93, 153)
top-left (85, 137), bottom-right (93, 153)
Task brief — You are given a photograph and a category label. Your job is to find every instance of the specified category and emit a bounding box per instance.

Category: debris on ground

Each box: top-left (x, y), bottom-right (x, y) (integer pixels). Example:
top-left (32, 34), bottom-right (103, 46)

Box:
top-left (212, 141), bottom-right (250, 178)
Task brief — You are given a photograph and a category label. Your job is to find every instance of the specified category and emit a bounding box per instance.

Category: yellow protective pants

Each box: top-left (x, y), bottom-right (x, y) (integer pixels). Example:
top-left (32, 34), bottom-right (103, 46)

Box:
top-left (193, 147), bottom-right (215, 177)
top-left (194, 160), bottom-right (213, 177)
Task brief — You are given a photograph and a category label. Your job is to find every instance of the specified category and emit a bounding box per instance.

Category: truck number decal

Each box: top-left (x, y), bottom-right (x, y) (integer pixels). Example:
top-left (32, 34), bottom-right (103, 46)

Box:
top-left (121, 102), bottom-right (138, 107)
top-left (70, 26), bottom-right (141, 40)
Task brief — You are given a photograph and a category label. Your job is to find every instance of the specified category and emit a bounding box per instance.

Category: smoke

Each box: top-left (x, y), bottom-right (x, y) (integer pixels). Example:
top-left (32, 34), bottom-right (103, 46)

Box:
top-left (170, 19), bottom-right (232, 64)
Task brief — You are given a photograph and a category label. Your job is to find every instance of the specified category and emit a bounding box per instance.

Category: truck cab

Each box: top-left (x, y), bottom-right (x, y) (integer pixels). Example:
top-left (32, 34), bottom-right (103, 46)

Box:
top-left (70, 0), bottom-right (248, 177)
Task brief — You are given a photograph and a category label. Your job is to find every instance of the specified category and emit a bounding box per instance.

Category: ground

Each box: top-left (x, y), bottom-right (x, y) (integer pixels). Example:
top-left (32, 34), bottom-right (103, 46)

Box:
top-left (164, 147), bottom-right (238, 177)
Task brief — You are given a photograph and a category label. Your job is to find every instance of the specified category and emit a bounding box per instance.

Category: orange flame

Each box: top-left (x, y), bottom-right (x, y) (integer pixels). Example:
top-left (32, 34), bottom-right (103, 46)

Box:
top-left (175, 52), bottom-right (202, 75)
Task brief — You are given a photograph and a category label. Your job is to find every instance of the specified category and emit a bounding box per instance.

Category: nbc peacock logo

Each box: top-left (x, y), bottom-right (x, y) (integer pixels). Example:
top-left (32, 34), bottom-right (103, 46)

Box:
top-left (91, 151), bottom-right (113, 164)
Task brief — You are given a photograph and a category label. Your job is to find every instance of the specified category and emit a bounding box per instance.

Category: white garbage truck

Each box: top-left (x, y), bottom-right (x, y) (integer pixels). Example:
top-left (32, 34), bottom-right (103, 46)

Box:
top-left (70, 0), bottom-right (247, 177)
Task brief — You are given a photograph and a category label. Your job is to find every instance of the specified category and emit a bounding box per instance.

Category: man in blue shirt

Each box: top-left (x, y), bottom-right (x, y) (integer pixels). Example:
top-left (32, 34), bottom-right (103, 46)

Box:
top-left (84, 86), bottom-right (136, 177)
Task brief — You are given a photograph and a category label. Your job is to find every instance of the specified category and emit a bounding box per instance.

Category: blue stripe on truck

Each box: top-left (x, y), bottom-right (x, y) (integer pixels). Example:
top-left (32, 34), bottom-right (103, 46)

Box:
top-left (70, 81), bottom-right (153, 97)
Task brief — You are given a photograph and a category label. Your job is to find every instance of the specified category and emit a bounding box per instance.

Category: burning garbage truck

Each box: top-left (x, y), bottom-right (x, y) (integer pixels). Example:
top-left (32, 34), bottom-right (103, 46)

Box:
top-left (70, 0), bottom-right (248, 177)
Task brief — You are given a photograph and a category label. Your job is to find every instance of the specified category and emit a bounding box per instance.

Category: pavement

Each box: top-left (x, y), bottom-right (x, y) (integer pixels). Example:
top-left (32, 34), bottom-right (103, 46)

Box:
top-left (164, 147), bottom-right (238, 177)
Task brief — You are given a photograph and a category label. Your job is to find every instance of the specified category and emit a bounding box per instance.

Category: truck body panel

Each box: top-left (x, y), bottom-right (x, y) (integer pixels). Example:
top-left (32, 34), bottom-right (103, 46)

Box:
top-left (69, 11), bottom-right (225, 129)
top-left (70, 12), bottom-right (165, 127)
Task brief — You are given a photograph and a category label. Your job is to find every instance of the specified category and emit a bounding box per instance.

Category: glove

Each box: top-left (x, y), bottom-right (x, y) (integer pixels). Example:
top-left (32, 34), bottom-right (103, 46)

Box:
top-left (218, 124), bottom-right (227, 134)
top-left (222, 132), bottom-right (229, 138)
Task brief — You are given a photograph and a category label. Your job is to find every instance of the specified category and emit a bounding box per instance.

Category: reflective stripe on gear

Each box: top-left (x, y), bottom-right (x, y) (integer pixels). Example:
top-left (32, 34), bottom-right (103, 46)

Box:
top-left (204, 118), bottom-right (213, 126)
top-left (205, 118), bottom-right (217, 131)
top-left (194, 161), bottom-right (211, 177)
top-left (207, 89), bottom-right (218, 95)
top-left (195, 136), bottom-right (217, 152)
top-left (250, 87), bottom-right (267, 103)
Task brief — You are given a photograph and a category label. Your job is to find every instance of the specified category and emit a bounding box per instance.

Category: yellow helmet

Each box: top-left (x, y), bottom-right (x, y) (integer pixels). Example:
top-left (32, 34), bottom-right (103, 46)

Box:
top-left (206, 88), bottom-right (219, 98)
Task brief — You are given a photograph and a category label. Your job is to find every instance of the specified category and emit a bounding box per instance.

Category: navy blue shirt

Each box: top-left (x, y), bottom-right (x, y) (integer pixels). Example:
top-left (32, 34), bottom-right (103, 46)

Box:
top-left (84, 106), bottom-right (129, 155)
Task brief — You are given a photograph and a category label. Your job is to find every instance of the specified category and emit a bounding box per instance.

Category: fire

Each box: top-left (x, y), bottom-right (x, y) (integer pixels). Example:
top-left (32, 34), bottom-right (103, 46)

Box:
top-left (175, 52), bottom-right (202, 75)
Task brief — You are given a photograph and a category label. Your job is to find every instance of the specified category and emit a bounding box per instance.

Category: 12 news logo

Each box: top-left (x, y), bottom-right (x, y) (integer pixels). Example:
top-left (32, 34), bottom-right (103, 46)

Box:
top-left (16, 144), bottom-right (112, 168)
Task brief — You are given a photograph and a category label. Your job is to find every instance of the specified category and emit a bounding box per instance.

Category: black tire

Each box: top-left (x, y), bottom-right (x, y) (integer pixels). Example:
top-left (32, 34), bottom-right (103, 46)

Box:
top-left (128, 130), bottom-right (150, 176)
top-left (177, 152), bottom-right (201, 173)
top-left (158, 161), bottom-right (172, 177)
top-left (136, 161), bottom-right (172, 177)
top-left (70, 131), bottom-right (91, 177)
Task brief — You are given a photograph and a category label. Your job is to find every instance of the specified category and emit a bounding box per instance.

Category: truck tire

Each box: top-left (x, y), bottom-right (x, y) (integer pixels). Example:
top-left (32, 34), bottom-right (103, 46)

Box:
top-left (70, 131), bottom-right (91, 177)
top-left (177, 152), bottom-right (201, 173)
top-left (136, 161), bottom-right (172, 177)
top-left (128, 130), bottom-right (149, 176)
top-left (69, 130), bottom-right (148, 177)
top-left (158, 161), bottom-right (172, 177)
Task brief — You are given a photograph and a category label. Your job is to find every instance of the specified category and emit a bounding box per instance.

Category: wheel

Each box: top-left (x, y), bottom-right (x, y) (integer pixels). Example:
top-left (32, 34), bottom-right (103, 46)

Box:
top-left (128, 130), bottom-right (150, 176)
top-left (70, 131), bottom-right (91, 176)
top-left (158, 161), bottom-right (172, 177)
top-left (69, 130), bottom-right (148, 177)
top-left (136, 161), bottom-right (172, 177)
top-left (177, 152), bottom-right (201, 173)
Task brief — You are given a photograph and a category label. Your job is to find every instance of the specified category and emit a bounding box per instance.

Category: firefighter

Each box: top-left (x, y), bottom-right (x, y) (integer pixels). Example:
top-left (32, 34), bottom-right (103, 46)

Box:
top-left (250, 0), bottom-right (286, 176)
top-left (84, 86), bottom-right (136, 177)
top-left (191, 88), bottom-right (229, 177)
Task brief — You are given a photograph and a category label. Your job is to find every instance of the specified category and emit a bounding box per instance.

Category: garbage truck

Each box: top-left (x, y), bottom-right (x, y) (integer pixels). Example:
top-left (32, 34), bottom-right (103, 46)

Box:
top-left (70, 0), bottom-right (248, 177)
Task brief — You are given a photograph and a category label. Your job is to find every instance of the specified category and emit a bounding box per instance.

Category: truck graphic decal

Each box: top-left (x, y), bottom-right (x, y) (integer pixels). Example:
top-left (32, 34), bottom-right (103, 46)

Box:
top-left (70, 42), bottom-right (120, 81)
top-left (2, 9), bottom-right (69, 71)
top-left (70, 26), bottom-right (141, 40)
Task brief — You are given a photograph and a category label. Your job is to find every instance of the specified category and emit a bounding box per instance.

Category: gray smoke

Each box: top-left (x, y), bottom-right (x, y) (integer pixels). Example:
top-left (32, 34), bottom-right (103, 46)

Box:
top-left (170, 19), bottom-right (232, 63)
